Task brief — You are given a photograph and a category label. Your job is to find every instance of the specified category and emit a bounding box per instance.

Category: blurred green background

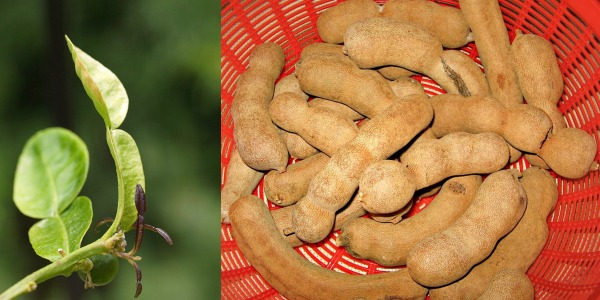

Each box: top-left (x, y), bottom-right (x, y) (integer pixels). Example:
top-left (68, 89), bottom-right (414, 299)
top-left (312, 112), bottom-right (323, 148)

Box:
top-left (0, 0), bottom-right (220, 299)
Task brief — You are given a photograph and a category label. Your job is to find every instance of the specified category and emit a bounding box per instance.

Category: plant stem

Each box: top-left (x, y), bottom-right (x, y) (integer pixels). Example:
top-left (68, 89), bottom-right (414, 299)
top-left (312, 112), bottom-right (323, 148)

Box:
top-left (0, 233), bottom-right (124, 300)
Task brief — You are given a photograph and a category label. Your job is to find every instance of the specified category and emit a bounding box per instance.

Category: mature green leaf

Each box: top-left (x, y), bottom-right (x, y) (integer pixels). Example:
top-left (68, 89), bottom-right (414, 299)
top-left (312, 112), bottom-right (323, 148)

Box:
top-left (28, 196), bottom-right (93, 262)
top-left (65, 35), bottom-right (129, 129)
top-left (13, 127), bottom-right (89, 219)
top-left (105, 129), bottom-right (144, 235)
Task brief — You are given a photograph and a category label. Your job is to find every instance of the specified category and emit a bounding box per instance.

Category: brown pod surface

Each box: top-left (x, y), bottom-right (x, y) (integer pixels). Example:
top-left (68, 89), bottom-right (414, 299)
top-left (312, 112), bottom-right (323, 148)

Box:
top-left (220, 149), bottom-right (264, 223)
top-left (360, 132), bottom-right (508, 215)
top-left (274, 73), bottom-right (309, 100)
top-left (232, 42), bottom-right (288, 172)
top-left (407, 169), bottom-right (527, 287)
top-left (377, 66), bottom-right (417, 80)
top-left (358, 160), bottom-right (417, 214)
top-left (270, 92), bottom-right (359, 156)
top-left (538, 127), bottom-right (597, 179)
top-left (343, 17), bottom-right (482, 97)
top-left (293, 94), bottom-right (433, 243)
top-left (264, 152), bottom-right (330, 207)
top-left (316, 0), bottom-right (380, 44)
top-left (295, 53), bottom-right (396, 118)
top-left (458, 0), bottom-right (523, 107)
top-left (476, 269), bottom-right (534, 300)
top-left (275, 74), bottom-right (319, 159)
top-left (272, 195), bottom-right (366, 247)
top-left (429, 167), bottom-right (557, 299)
top-left (440, 50), bottom-right (490, 96)
top-left (230, 195), bottom-right (428, 300)
top-left (382, 0), bottom-right (472, 48)
top-left (308, 98), bottom-right (364, 121)
top-left (429, 94), bottom-right (552, 153)
top-left (388, 76), bottom-right (426, 98)
top-left (299, 43), bottom-right (345, 63)
top-left (339, 175), bottom-right (482, 266)
top-left (279, 129), bottom-right (320, 160)
top-left (402, 132), bottom-right (510, 190)
top-left (511, 30), bottom-right (566, 133)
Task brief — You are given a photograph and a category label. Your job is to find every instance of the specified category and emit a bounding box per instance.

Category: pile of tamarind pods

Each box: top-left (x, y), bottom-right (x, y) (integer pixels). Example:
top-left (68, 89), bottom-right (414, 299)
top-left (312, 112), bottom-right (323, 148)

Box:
top-left (221, 0), bottom-right (599, 299)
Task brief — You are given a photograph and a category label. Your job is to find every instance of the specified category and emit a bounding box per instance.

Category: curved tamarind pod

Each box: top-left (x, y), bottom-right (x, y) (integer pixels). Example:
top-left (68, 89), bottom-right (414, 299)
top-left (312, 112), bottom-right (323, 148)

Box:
top-left (232, 43), bottom-right (288, 172)
top-left (343, 17), bottom-right (486, 97)
top-left (220, 149), bottom-right (264, 224)
top-left (230, 195), bottom-right (428, 300)
top-left (429, 94), bottom-right (552, 154)
top-left (339, 175), bottom-right (482, 266)
top-left (293, 94), bottom-right (433, 243)
top-left (429, 167), bottom-right (557, 299)
top-left (295, 53), bottom-right (396, 118)
top-left (407, 169), bottom-right (527, 287)
top-left (511, 30), bottom-right (566, 133)
top-left (381, 0), bottom-right (472, 48)
top-left (270, 92), bottom-right (359, 156)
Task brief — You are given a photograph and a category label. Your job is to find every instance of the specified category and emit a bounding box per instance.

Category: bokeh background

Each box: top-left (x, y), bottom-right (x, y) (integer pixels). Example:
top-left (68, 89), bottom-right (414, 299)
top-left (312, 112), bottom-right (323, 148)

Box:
top-left (0, 1), bottom-right (220, 299)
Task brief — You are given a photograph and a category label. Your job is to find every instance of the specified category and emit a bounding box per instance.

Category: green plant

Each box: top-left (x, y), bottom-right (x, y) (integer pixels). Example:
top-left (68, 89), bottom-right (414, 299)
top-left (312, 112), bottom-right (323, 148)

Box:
top-left (0, 36), bottom-right (172, 300)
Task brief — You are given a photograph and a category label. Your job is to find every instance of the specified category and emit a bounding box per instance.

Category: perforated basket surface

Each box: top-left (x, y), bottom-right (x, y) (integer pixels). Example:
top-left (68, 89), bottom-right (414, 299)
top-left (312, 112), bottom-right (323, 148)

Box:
top-left (220, 0), bottom-right (600, 299)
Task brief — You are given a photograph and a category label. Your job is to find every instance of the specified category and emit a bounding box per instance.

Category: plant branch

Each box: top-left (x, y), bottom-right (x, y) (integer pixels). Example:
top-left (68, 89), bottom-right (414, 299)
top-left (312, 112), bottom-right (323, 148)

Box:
top-left (0, 232), bottom-right (125, 300)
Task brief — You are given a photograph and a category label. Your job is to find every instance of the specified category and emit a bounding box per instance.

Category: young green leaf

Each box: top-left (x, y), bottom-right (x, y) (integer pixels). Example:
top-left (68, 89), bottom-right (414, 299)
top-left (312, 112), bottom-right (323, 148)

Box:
top-left (65, 35), bottom-right (129, 129)
top-left (104, 128), bottom-right (145, 238)
top-left (28, 196), bottom-right (93, 262)
top-left (13, 127), bottom-right (89, 219)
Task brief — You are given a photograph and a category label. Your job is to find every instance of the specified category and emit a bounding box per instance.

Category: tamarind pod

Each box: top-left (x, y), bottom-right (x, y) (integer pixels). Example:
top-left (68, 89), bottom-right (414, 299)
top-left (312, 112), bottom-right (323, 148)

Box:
top-left (407, 169), bottom-right (527, 287)
top-left (339, 175), bottom-right (482, 266)
top-left (511, 30), bottom-right (566, 133)
top-left (429, 94), bottom-right (552, 154)
top-left (388, 77), bottom-right (426, 98)
top-left (308, 98), bottom-right (365, 121)
top-left (440, 50), bottom-right (490, 96)
top-left (458, 0), bottom-right (523, 107)
top-left (382, 0), bottom-right (472, 48)
top-left (429, 167), bottom-right (557, 299)
top-left (220, 149), bottom-right (264, 224)
top-left (377, 66), bottom-right (417, 80)
top-left (232, 43), bottom-right (288, 172)
top-left (537, 128), bottom-right (597, 179)
top-left (316, 0), bottom-right (380, 44)
top-left (230, 195), bottom-right (428, 300)
top-left (295, 53), bottom-right (396, 118)
top-left (264, 152), bottom-right (330, 207)
top-left (279, 129), bottom-right (320, 160)
top-left (274, 73), bottom-right (309, 101)
top-left (293, 94), bottom-right (433, 243)
top-left (360, 132), bottom-right (508, 216)
top-left (270, 92), bottom-right (359, 156)
top-left (272, 194), bottom-right (366, 247)
top-left (343, 17), bottom-right (484, 97)
top-left (476, 269), bottom-right (534, 300)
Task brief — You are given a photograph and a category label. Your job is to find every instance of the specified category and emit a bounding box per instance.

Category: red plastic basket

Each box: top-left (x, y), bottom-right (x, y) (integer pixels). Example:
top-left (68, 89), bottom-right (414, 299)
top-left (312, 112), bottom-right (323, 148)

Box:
top-left (220, 1), bottom-right (600, 299)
